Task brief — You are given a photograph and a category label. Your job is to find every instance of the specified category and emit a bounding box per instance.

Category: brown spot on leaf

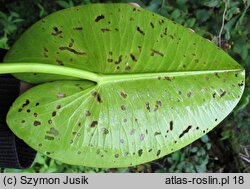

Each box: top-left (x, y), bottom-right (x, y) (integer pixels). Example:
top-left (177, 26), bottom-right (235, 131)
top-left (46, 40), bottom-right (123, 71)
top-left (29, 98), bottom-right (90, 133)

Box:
top-left (138, 149), bottom-right (143, 157)
top-left (59, 46), bottom-right (86, 56)
top-left (136, 26), bottom-right (145, 35)
top-left (33, 121), bottom-right (41, 126)
top-left (115, 55), bottom-right (123, 65)
top-left (125, 65), bottom-right (131, 71)
top-left (101, 28), bottom-right (111, 32)
top-left (52, 111), bottom-right (57, 117)
top-left (22, 99), bottom-right (30, 108)
top-left (187, 92), bottom-right (192, 97)
top-left (154, 100), bottom-right (162, 112)
top-left (130, 53), bottom-right (137, 62)
top-left (95, 15), bottom-right (105, 22)
top-left (68, 38), bottom-right (74, 48)
top-left (157, 150), bottom-right (161, 156)
top-left (151, 49), bottom-right (164, 57)
top-left (154, 132), bottom-right (161, 136)
top-left (170, 121), bottom-right (173, 131)
top-left (51, 27), bottom-right (62, 36)
top-left (146, 102), bottom-right (150, 112)
top-left (73, 27), bottom-right (83, 31)
top-left (46, 127), bottom-right (59, 136)
top-left (92, 91), bottom-right (102, 103)
top-left (90, 121), bottom-right (98, 128)
top-left (121, 105), bottom-right (126, 110)
top-left (150, 22), bottom-right (154, 28)
top-left (220, 91), bottom-right (226, 97)
top-left (120, 91), bottom-right (127, 99)
top-left (85, 111), bottom-right (91, 116)
top-left (45, 136), bottom-right (54, 140)
top-left (179, 125), bottom-right (192, 138)
top-left (56, 59), bottom-right (64, 65)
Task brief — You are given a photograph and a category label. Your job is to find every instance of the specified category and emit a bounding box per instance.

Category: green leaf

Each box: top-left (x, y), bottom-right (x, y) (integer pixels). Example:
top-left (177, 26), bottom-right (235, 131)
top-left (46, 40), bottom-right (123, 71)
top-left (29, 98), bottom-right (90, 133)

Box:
top-left (2, 4), bottom-right (245, 168)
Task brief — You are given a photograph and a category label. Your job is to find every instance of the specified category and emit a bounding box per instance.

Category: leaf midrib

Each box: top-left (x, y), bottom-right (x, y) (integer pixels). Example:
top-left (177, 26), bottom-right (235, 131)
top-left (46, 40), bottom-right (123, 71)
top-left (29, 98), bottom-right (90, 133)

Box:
top-left (0, 63), bottom-right (244, 84)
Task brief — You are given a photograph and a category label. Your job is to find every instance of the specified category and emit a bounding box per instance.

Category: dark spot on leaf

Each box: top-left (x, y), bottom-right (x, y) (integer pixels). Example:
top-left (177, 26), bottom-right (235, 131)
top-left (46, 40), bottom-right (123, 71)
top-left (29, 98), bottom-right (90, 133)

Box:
top-left (115, 55), bottom-right (122, 65)
top-left (92, 91), bottom-right (102, 103)
top-left (138, 45), bottom-right (142, 52)
top-left (73, 27), bottom-right (83, 31)
top-left (34, 113), bottom-right (38, 117)
top-left (38, 143), bottom-right (42, 147)
top-left (51, 27), bottom-right (62, 36)
top-left (150, 22), bottom-right (154, 28)
top-left (238, 82), bottom-right (244, 87)
top-left (120, 139), bottom-right (125, 144)
top-left (123, 118), bottom-right (127, 123)
top-left (157, 150), bottom-right (161, 156)
top-left (214, 72), bottom-right (220, 78)
top-left (170, 121), bottom-right (173, 131)
top-left (33, 121), bottom-right (41, 126)
top-left (52, 111), bottom-right (57, 117)
top-left (212, 93), bottom-right (216, 98)
top-left (136, 26), bottom-right (145, 35)
top-left (196, 127), bottom-right (199, 130)
top-left (90, 121), bottom-right (98, 128)
top-left (125, 65), bottom-right (131, 71)
top-left (121, 105), bottom-right (126, 110)
top-left (164, 76), bottom-right (172, 81)
top-left (59, 46), bottom-right (86, 56)
top-left (130, 53), bottom-right (137, 62)
top-left (146, 102), bottom-right (150, 112)
top-left (187, 92), bottom-right (192, 97)
top-left (101, 28), bottom-right (111, 32)
top-left (26, 109), bottom-right (30, 113)
top-left (56, 59), bottom-right (64, 65)
top-left (151, 49), bottom-right (164, 57)
top-left (46, 127), bottom-right (59, 136)
top-left (77, 151), bottom-right (81, 155)
top-left (154, 100), bottom-right (162, 112)
top-left (45, 136), bottom-right (54, 140)
top-left (107, 58), bottom-right (113, 63)
top-left (102, 128), bottom-right (109, 135)
top-left (120, 91), bottom-right (127, 99)
top-left (95, 15), bottom-right (105, 22)
top-left (220, 91), bottom-right (226, 97)
top-left (138, 149), bottom-right (143, 157)
top-left (179, 125), bottom-right (192, 138)
top-left (114, 154), bottom-right (119, 158)
top-left (21, 120), bottom-right (25, 123)
top-left (22, 99), bottom-right (30, 108)
top-left (68, 38), bottom-right (74, 48)
top-left (48, 119), bottom-right (52, 125)
top-left (85, 110), bottom-right (91, 116)
top-left (215, 119), bottom-right (218, 121)
top-left (154, 132), bottom-right (161, 136)
top-left (56, 105), bottom-right (61, 109)
top-left (18, 108), bottom-right (22, 112)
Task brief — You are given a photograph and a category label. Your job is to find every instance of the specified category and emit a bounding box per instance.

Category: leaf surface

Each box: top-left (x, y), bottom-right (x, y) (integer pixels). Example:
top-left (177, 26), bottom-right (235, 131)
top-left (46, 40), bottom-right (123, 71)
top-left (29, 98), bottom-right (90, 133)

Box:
top-left (4, 4), bottom-right (245, 167)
